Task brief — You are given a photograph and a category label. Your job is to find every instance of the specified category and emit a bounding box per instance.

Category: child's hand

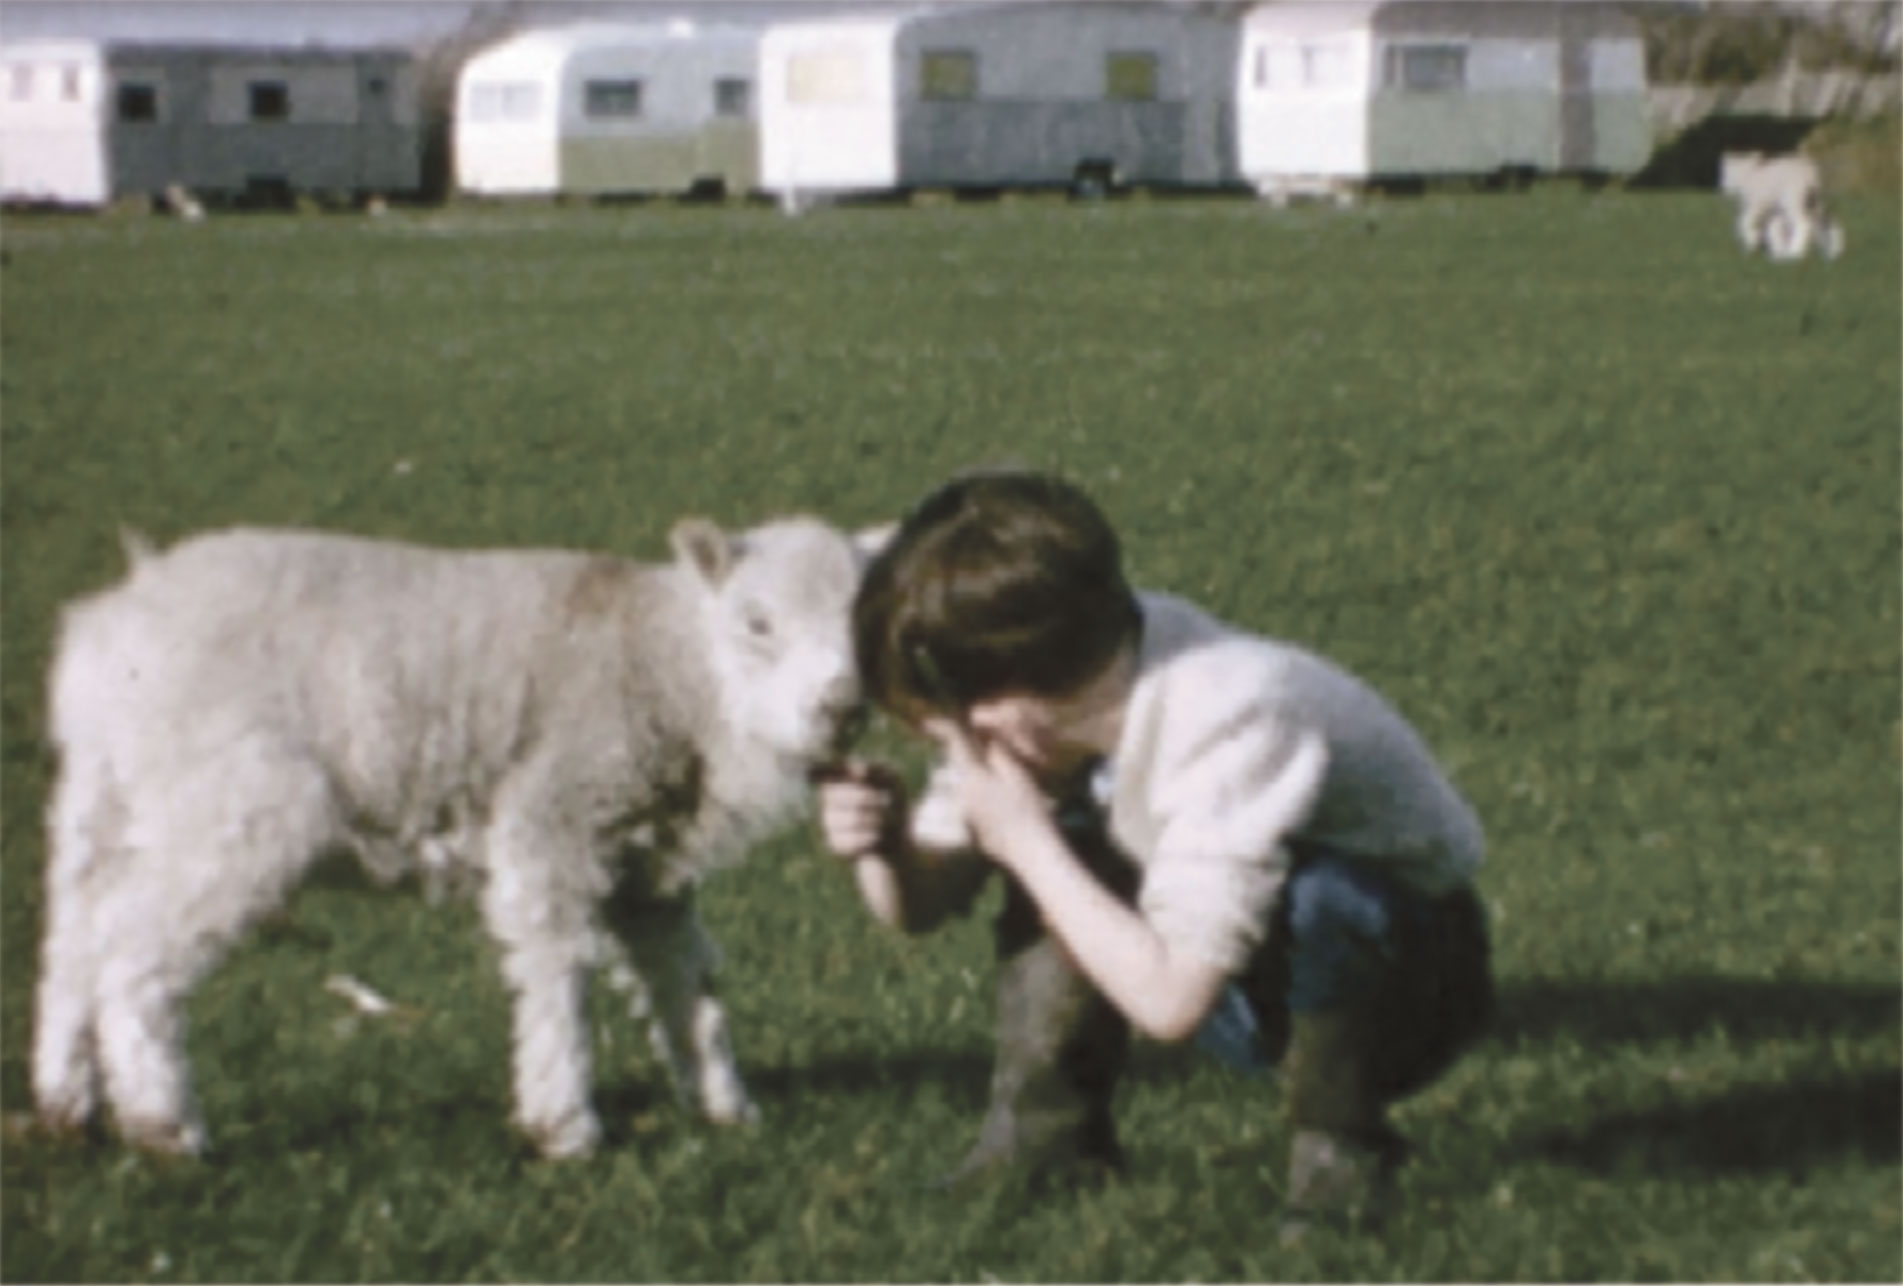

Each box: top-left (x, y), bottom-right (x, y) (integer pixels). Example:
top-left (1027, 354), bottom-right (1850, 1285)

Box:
top-left (923, 719), bottom-right (1058, 864)
top-left (813, 758), bottom-right (907, 861)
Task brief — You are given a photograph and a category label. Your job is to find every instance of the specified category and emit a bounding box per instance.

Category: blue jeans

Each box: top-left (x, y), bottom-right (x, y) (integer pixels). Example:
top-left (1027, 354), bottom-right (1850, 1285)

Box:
top-left (969, 812), bottom-right (1487, 1176)
top-left (1197, 849), bottom-right (1492, 1101)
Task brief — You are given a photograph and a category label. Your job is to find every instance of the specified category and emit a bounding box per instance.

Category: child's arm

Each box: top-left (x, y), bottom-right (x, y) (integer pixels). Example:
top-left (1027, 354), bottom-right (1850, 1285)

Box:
top-left (814, 759), bottom-right (991, 934)
top-left (919, 721), bottom-right (1232, 1040)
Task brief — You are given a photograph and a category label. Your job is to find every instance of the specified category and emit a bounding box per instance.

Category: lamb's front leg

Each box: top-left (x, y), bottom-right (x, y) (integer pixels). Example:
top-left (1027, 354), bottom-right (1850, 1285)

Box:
top-left (481, 816), bottom-right (602, 1160)
top-left (609, 894), bottom-right (758, 1127)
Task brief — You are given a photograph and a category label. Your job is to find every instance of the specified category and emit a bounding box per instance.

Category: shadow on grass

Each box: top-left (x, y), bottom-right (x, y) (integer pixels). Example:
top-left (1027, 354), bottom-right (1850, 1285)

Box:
top-left (1492, 976), bottom-right (1901, 1178)
top-left (1525, 1066), bottom-right (1901, 1175)
top-left (211, 1084), bottom-right (519, 1162)
top-left (234, 1077), bottom-right (694, 1161)
top-left (1493, 975), bottom-right (1901, 1047)
top-left (743, 1037), bottom-right (1213, 1114)
top-left (745, 1048), bottom-right (995, 1109)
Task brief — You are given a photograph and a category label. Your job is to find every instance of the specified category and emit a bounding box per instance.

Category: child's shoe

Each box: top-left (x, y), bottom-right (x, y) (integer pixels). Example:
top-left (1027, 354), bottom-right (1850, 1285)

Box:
top-left (1277, 1126), bottom-right (1406, 1245)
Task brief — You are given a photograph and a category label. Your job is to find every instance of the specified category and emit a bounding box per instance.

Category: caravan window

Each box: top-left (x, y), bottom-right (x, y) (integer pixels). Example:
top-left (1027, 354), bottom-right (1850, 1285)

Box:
top-left (714, 77), bottom-right (751, 117)
top-left (469, 82), bottom-right (541, 121)
top-left (1105, 51), bottom-right (1157, 101)
top-left (8, 65), bottom-right (32, 101)
top-left (920, 49), bottom-right (976, 101)
top-left (248, 81), bottom-right (290, 120)
top-left (1255, 39), bottom-right (1352, 91)
top-left (1253, 44), bottom-right (1295, 90)
top-left (584, 79), bottom-right (642, 119)
top-left (1383, 44), bottom-right (1466, 92)
top-left (787, 49), bottom-right (867, 104)
top-left (60, 64), bottom-right (84, 101)
top-left (117, 82), bottom-right (159, 122)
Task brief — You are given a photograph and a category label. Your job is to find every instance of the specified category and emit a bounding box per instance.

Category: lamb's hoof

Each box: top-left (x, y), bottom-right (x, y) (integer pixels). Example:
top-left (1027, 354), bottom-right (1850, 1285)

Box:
top-left (6, 1110), bottom-right (81, 1146)
top-left (525, 1112), bottom-right (601, 1160)
top-left (702, 1094), bottom-right (760, 1128)
top-left (1277, 1128), bottom-right (1406, 1246)
top-left (120, 1115), bottom-right (207, 1158)
top-left (696, 1066), bottom-right (759, 1127)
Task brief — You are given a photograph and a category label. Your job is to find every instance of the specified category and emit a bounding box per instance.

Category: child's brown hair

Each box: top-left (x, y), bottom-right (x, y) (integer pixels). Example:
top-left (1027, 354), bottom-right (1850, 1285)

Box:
top-left (854, 470), bottom-right (1141, 724)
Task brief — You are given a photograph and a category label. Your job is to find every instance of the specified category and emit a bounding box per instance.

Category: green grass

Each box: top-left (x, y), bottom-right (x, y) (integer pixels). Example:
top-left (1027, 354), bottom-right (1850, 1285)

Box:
top-left (2, 188), bottom-right (1898, 1282)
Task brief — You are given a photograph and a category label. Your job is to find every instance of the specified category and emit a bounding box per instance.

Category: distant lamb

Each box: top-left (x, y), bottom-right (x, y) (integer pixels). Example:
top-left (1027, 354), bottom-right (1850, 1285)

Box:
top-left (1720, 151), bottom-right (1845, 262)
top-left (33, 516), bottom-right (882, 1159)
top-left (159, 182), bottom-right (205, 222)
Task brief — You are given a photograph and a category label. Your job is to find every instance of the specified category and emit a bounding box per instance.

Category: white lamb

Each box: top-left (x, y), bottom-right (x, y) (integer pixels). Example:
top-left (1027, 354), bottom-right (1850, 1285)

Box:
top-left (32, 516), bottom-right (883, 1160)
top-left (1720, 151), bottom-right (1845, 262)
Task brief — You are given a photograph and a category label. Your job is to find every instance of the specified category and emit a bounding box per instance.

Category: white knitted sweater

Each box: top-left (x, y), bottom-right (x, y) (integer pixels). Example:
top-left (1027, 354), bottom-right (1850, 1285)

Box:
top-left (912, 591), bottom-right (1484, 972)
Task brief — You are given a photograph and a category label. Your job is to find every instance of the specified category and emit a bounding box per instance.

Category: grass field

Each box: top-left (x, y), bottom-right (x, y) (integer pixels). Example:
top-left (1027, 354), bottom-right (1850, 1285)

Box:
top-left (1, 187), bottom-right (1897, 1283)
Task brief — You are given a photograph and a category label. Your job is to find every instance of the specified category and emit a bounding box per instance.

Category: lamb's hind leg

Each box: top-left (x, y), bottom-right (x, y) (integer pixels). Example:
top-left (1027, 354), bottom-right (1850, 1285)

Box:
top-left (92, 752), bottom-right (339, 1155)
top-left (609, 893), bottom-right (757, 1127)
top-left (32, 751), bottom-right (123, 1137)
top-left (1773, 198), bottom-right (1813, 260)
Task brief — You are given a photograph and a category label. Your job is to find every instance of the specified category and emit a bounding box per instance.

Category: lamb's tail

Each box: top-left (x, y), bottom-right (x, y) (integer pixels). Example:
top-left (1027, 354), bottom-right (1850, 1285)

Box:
top-left (117, 525), bottom-right (157, 569)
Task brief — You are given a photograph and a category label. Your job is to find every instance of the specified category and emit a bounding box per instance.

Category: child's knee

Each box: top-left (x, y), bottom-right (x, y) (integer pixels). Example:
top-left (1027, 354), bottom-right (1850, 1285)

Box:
top-left (1286, 861), bottom-right (1392, 940)
top-left (1283, 859), bottom-right (1399, 1012)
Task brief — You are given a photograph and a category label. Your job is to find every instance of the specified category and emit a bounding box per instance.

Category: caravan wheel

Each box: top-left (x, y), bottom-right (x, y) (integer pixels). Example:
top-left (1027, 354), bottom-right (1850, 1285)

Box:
top-left (1071, 160), bottom-right (1119, 201)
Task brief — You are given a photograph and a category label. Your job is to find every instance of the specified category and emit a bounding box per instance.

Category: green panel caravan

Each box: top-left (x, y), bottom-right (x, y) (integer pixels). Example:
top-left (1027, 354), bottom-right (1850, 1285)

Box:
top-left (1235, 1), bottom-right (1649, 203)
top-left (758, 1), bottom-right (1240, 204)
top-left (0, 38), bottom-right (420, 206)
top-left (455, 21), bottom-right (760, 198)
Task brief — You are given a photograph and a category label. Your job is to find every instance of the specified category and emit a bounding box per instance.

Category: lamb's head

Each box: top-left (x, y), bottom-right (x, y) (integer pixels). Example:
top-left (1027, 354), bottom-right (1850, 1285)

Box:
top-left (1719, 150), bottom-right (1765, 196)
top-left (671, 515), bottom-right (887, 764)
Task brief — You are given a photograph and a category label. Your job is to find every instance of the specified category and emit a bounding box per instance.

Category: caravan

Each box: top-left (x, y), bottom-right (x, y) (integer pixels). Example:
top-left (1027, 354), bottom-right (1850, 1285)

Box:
top-left (454, 22), bottom-right (761, 199)
top-left (758, 2), bottom-right (1239, 205)
top-left (1235, 1), bottom-right (1649, 204)
top-left (0, 38), bottom-right (421, 207)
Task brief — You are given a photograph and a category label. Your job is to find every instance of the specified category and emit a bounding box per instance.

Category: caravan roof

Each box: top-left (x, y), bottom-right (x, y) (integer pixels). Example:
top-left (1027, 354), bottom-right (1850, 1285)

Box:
top-left (468, 21), bottom-right (758, 75)
top-left (1, 38), bottom-right (105, 61)
top-left (759, 4), bottom-right (1011, 45)
top-left (1242, 3), bottom-right (1383, 38)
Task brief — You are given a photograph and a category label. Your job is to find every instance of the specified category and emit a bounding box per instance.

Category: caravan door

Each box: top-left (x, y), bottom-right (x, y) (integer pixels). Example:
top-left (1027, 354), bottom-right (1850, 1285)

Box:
top-left (762, 25), bottom-right (898, 196)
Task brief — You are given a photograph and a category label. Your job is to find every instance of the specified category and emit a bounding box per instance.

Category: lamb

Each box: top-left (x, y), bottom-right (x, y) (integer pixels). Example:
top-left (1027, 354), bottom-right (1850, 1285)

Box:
top-left (1719, 151), bottom-right (1845, 262)
top-left (32, 515), bottom-right (883, 1159)
top-left (159, 182), bottom-right (205, 222)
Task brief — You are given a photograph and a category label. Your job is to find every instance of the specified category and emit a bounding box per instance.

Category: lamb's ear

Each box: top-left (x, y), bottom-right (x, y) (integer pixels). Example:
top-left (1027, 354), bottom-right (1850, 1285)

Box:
top-left (670, 517), bottom-right (736, 586)
top-left (853, 521), bottom-right (897, 562)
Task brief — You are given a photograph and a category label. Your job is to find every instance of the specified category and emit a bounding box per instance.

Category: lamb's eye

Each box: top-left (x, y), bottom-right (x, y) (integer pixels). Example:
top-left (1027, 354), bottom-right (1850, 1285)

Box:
top-left (743, 609), bottom-right (773, 639)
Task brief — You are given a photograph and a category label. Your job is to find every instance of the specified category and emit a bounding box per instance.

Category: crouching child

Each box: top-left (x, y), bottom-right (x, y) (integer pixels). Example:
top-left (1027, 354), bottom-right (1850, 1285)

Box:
top-left (814, 470), bottom-right (1492, 1240)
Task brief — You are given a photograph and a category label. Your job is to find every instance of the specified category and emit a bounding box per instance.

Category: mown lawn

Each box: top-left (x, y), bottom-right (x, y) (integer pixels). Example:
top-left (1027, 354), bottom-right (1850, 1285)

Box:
top-left (1, 188), bottom-right (1897, 1282)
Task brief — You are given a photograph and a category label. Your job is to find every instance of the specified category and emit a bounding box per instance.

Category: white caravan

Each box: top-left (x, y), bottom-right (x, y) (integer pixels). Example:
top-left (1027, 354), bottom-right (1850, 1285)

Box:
top-left (758, 1), bottom-right (1239, 203)
top-left (1235, 0), bottom-right (1649, 204)
top-left (1, 40), bottom-right (109, 203)
top-left (455, 22), bottom-right (761, 198)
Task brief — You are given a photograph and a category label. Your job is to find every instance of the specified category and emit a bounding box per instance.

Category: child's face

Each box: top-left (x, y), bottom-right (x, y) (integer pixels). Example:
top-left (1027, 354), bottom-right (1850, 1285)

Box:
top-left (960, 646), bottom-right (1135, 784)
